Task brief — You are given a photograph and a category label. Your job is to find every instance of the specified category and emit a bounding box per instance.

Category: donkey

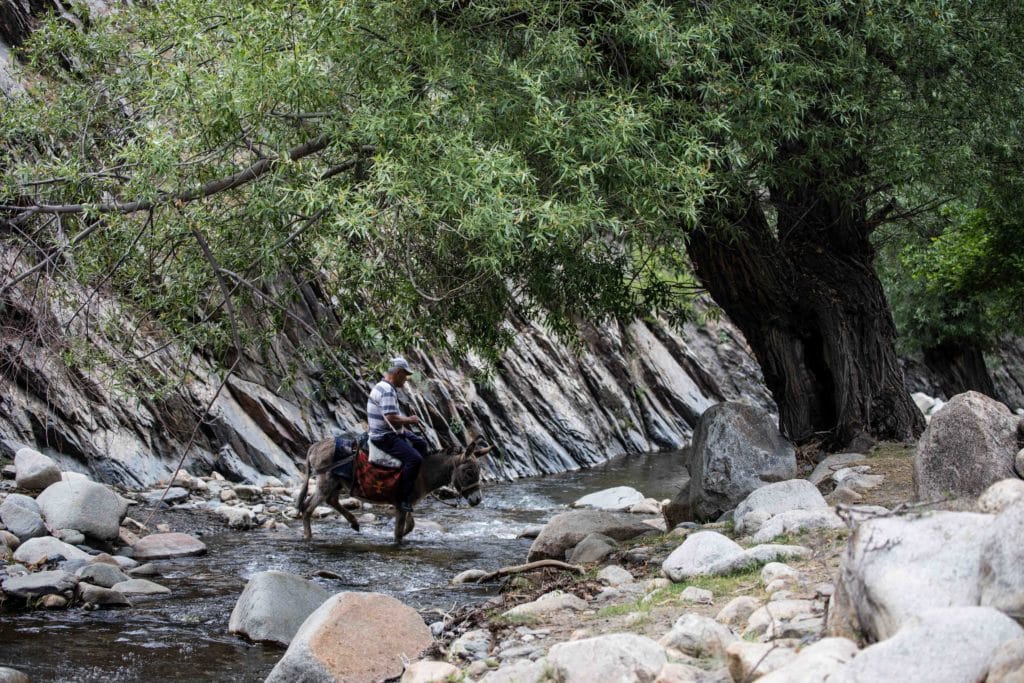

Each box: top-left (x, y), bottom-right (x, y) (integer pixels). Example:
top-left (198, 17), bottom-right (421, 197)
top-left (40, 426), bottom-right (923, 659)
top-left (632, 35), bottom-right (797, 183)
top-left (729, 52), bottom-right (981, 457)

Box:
top-left (295, 436), bottom-right (492, 543)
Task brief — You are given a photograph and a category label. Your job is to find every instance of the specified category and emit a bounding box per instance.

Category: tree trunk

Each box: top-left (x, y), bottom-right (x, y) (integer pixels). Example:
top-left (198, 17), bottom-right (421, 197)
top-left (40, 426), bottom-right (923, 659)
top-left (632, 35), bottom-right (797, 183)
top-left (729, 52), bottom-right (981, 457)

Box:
top-left (687, 193), bottom-right (925, 449)
top-left (922, 339), bottom-right (999, 401)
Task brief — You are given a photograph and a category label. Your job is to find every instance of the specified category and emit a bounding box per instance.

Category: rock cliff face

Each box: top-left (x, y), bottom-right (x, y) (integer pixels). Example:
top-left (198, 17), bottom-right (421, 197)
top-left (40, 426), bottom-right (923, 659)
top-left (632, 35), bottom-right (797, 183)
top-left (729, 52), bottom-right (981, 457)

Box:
top-left (0, 262), bottom-right (775, 487)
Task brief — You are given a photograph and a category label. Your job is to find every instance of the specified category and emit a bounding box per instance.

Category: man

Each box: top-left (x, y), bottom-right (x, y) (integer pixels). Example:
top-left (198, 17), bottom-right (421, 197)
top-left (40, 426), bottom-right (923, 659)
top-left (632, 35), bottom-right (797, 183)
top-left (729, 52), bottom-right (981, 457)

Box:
top-left (367, 356), bottom-right (430, 512)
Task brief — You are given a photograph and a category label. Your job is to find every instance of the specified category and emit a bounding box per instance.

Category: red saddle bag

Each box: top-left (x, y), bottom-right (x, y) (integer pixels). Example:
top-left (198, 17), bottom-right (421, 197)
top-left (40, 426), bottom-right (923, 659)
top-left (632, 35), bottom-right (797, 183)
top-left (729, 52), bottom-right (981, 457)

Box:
top-left (352, 449), bottom-right (402, 504)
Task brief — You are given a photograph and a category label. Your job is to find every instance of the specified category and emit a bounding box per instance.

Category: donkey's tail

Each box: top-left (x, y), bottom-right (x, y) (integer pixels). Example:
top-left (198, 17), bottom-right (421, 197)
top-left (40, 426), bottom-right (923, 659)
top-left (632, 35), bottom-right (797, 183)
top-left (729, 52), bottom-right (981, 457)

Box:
top-left (294, 461), bottom-right (311, 513)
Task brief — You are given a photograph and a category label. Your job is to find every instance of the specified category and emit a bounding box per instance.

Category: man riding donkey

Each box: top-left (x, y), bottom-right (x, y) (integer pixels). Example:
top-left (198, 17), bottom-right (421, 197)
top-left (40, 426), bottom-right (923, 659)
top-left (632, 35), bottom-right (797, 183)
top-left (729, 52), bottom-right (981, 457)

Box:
top-left (296, 356), bottom-right (493, 542)
top-left (366, 356), bottom-right (431, 513)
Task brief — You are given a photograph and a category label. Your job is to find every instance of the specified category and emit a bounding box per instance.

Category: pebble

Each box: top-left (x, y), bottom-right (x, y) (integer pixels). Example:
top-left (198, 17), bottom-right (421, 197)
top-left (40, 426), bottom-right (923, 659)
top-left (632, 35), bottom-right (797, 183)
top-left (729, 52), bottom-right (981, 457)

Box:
top-left (597, 565), bottom-right (634, 587)
top-left (77, 582), bottom-right (131, 607)
top-left (112, 578), bottom-right (171, 595)
top-left (761, 563), bottom-right (799, 585)
top-left (465, 660), bottom-right (490, 679)
top-left (39, 594), bottom-right (68, 609)
top-left (0, 530), bottom-right (20, 549)
top-left (680, 586), bottom-right (714, 604)
top-left (496, 644), bottom-right (544, 661)
top-left (400, 660), bottom-right (459, 683)
top-left (132, 532), bottom-right (206, 560)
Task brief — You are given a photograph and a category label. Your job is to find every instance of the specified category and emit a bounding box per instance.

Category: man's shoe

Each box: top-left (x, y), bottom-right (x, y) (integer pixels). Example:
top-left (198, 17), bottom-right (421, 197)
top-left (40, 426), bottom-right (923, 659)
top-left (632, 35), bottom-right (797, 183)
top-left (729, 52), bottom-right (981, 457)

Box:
top-left (397, 501), bottom-right (414, 513)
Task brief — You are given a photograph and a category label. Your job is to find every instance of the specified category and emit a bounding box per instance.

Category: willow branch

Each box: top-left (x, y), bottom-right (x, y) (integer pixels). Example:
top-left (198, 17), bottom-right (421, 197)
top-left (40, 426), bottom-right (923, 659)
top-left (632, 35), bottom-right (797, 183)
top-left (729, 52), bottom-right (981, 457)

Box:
top-left (1, 135), bottom-right (331, 222)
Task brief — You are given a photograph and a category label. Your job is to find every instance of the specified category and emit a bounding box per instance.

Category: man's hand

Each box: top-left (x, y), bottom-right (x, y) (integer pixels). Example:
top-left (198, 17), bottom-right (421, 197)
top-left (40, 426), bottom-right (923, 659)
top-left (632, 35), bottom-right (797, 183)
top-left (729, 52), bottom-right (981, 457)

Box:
top-left (406, 415), bottom-right (420, 427)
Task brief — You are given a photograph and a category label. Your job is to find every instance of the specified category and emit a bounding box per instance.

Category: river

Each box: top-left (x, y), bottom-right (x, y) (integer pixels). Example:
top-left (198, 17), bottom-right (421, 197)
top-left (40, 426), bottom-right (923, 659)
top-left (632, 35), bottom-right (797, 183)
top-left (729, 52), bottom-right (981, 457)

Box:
top-left (0, 450), bottom-right (689, 682)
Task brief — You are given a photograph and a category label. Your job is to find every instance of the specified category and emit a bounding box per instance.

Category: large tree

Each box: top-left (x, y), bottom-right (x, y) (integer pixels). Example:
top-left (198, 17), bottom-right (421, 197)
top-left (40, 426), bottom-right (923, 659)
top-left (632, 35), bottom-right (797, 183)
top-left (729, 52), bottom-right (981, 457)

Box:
top-left (2, 0), bottom-right (1022, 447)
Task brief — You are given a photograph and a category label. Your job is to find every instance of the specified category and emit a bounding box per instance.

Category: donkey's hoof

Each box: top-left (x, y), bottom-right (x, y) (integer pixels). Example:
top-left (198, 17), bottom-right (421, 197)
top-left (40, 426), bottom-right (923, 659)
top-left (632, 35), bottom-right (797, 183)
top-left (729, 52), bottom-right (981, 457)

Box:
top-left (350, 522), bottom-right (361, 532)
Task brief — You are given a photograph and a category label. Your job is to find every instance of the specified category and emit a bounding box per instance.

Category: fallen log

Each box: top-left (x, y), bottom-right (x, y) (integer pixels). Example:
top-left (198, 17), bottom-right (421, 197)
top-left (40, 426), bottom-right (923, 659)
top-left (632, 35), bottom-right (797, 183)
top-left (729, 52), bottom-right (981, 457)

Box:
top-left (474, 560), bottom-right (584, 583)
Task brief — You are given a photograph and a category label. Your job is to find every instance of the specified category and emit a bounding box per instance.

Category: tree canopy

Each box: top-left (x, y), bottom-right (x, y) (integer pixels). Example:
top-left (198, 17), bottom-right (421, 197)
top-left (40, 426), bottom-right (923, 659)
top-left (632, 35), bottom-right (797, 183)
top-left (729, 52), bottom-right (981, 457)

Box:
top-left (2, 0), bottom-right (1023, 440)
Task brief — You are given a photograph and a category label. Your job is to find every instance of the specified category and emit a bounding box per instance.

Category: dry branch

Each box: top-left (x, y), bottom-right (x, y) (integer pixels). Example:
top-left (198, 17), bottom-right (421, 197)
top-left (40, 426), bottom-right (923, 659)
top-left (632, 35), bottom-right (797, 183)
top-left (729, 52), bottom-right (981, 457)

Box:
top-left (474, 560), bottom-right (584, 583)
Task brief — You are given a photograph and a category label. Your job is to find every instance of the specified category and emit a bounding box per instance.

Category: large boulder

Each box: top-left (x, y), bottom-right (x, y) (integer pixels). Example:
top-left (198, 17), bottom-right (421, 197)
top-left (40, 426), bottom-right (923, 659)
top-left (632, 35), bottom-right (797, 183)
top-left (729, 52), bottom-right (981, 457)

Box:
top-left (545, 633), bottom-right (666, 683)
top-left (666, 402), bottom-right (796, 525)
top-left (0, 493), bottom-right (48, 541)
top-left (914, 391), bottom-right (1019, 500)
top-left (527, 510), bottom-right (653, 562)
top-left (14, 448), bottom-right (62, 491)
top-left (980, 501), bottom-right (1024, 618)
top-left (36, 480), bottom-right (128, 541)
top-left (265, 592), bottom-right (432, 683)
top-left (733, 479), bottom-right (830, 535)
top-left (837, 607), bottom-right (1023, 683)
top-left (228, 570), bottom-right (330, 645)
top-left (830, 511), bottom-right (992, 641)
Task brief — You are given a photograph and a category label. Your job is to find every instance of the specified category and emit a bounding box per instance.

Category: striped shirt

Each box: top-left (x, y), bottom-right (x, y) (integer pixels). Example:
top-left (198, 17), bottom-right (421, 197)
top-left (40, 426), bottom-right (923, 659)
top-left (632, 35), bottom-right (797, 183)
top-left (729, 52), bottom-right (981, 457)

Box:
top-left (367, 380), bottom-right (401, 437)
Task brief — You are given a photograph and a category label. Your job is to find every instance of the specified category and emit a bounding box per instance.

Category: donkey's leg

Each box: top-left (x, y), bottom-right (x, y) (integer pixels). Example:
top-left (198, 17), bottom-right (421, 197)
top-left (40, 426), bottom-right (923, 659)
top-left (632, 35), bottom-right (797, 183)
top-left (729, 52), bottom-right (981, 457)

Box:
top-left (394, 509), bottom-right (407, 543)
top-left (403, 512), bottom-right (415, 536)
top-left (301, 477), bottom-right (328, 542)
top-left (325, 479), bottom-right (360, 532)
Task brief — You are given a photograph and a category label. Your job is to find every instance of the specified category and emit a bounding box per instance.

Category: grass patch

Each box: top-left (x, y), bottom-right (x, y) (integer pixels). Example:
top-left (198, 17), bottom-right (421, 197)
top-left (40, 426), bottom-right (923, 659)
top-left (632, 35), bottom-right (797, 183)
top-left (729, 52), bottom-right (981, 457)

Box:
top-left (595, 602), bottom-right (639, 619)
top-left (682, 568), bottom-right (763, 596)
top-left (649, 565), bottom-right (765, 606)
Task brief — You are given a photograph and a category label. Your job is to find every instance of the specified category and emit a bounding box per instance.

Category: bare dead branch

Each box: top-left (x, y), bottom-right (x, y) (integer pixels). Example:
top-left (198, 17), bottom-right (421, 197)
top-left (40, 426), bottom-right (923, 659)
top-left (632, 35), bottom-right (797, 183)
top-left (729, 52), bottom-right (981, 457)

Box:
top-left (473, 560), bottom-right (585, 583)
top-left (190, 227), bottom-right (244, 355)
top-left (140, 357), bottom-right (241, 527)
top-left (0, 217), bottom-right (104, 297)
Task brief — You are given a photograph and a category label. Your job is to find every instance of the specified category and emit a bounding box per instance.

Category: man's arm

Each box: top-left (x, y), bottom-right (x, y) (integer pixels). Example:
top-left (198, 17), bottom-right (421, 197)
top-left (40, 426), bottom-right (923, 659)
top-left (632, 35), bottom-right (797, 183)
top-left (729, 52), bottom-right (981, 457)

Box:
top-left (383, 412), bottom-right (420, 428)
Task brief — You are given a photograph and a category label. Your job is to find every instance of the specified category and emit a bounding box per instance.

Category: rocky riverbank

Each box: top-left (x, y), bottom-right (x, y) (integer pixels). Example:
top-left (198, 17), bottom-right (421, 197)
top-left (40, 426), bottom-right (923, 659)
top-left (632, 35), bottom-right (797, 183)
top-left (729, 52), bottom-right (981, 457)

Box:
top-left (240, 390), bottom-right (1020, 683)
top-left (3, 391), bottom-right (1024, 682)
top-left (399, 392), bottom-right (1024, 683)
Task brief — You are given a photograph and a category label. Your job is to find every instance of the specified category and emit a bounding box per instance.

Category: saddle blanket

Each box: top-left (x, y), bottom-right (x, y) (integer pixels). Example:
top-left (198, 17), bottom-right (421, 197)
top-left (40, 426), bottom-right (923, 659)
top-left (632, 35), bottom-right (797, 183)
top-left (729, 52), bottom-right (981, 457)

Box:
top-left (352, 449), bottom-right (402, 503)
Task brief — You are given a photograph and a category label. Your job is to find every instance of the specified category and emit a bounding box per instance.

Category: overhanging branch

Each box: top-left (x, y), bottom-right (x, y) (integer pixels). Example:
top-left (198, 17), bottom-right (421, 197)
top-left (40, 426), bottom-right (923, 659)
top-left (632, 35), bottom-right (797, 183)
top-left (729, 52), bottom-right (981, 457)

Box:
top-left (0, 135), bottom-right (371, 223)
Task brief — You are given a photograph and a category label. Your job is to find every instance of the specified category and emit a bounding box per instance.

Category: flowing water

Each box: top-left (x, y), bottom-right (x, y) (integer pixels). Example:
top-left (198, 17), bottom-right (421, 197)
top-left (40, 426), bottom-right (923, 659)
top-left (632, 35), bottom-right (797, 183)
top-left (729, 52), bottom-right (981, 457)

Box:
top-left (0, 451), bottom-right (690, 682)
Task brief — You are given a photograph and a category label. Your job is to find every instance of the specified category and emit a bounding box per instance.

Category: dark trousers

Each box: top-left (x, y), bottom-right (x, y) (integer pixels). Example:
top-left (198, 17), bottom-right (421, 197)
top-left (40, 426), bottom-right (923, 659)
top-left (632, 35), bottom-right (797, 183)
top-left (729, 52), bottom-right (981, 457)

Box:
top-left (370, 431), bottom-right (429, 502)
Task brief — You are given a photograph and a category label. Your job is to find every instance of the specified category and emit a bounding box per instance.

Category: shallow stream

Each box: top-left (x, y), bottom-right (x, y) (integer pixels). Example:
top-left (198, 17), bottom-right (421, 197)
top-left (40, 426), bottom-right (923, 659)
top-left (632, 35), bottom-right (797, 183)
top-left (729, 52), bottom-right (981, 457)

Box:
top-left (0, 451), bottom-right (689, 682)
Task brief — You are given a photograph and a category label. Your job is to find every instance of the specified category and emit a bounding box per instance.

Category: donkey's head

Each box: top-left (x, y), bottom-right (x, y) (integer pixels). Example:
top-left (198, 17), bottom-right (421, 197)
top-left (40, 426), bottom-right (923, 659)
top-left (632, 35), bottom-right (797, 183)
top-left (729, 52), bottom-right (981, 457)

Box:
top-left (449, 440), bottom-right (492, 507)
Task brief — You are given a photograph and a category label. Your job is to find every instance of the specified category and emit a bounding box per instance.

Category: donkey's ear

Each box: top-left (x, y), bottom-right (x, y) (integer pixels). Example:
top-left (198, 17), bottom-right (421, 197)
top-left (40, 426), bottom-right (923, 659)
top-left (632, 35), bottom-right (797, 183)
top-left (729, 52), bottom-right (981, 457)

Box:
top-left (473, 444), bottom-right (493, 459)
